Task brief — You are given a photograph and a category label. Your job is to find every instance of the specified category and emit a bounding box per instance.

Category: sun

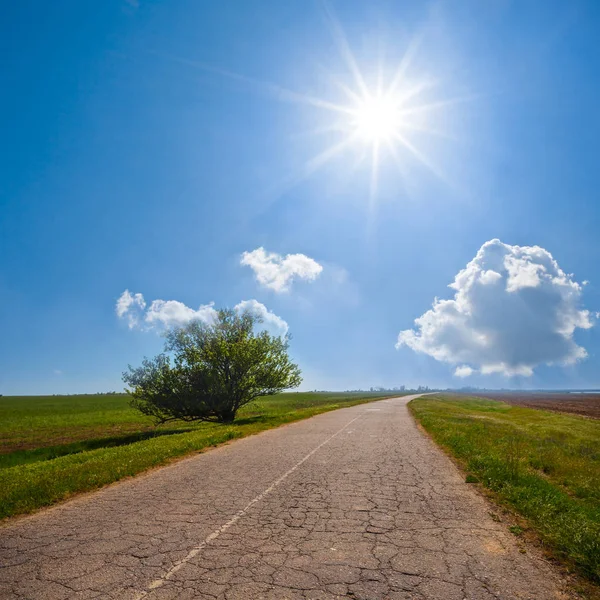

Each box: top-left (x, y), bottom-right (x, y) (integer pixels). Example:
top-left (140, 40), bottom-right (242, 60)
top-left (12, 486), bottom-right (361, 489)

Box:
top-left (352, 94), bottom-right (402, 143)
top-left (165, 2), bottom-right (465, 208)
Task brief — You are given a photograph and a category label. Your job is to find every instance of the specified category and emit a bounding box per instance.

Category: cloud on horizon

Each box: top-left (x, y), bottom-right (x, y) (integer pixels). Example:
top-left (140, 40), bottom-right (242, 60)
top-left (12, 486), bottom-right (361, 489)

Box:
top-left (240, 247), bottom-right (323, 293)
top-left (397, 239), bottom-right (594, 377)
top-left (116, 291), bottom-right (288, 336)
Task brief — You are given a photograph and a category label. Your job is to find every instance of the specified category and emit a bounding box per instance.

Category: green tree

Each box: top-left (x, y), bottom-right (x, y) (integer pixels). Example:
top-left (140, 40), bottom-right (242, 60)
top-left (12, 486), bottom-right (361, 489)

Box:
top-left (123, 309), bottom-right (302, 424)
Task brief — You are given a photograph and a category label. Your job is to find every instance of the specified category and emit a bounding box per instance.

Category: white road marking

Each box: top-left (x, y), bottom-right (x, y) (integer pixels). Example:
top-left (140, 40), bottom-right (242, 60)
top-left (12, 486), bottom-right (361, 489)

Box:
top-left (134, 412), bottom-right (365, 598)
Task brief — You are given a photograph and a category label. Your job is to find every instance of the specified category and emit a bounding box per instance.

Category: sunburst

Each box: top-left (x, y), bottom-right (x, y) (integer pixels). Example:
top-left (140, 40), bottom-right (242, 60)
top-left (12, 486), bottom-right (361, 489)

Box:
top-left (296, 2), bottom-right (456, 199)
top-left (159, 2), bottom-right (470, 208)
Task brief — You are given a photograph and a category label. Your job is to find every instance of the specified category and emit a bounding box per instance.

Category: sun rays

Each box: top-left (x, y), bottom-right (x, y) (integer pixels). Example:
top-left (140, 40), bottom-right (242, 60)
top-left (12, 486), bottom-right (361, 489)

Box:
top-left (158, 2), bottom-right (470, 209)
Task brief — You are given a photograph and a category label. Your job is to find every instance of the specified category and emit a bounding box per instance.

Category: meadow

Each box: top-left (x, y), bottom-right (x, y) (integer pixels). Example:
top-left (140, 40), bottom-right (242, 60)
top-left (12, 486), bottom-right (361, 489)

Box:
top-left (0, 391), bottom-right (397, 519)
top-left (409, 395), bottom-right (600, 586)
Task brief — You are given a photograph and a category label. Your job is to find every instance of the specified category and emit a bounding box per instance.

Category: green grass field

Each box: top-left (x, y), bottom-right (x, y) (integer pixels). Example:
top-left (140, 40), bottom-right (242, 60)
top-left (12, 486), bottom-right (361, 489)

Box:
top-left (409, 395), bottom-right (600, 585)
top-left (0, 391), bottom-right (397, 519)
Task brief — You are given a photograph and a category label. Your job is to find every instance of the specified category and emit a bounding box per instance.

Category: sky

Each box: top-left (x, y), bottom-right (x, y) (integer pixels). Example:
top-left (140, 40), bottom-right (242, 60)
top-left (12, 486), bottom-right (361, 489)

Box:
top-left (1, 0), bottom-right (600, 395)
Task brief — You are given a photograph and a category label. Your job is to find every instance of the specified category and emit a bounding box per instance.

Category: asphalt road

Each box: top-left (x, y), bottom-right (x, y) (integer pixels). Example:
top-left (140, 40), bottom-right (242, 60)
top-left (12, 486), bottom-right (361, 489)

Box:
top-left (0, 395), bottom-right (571, 599)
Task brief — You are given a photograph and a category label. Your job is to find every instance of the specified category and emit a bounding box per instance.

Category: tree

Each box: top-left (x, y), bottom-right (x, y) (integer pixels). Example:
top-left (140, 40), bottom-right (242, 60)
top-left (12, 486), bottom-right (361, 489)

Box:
top-left (123, 309), bottom-right (302, 424)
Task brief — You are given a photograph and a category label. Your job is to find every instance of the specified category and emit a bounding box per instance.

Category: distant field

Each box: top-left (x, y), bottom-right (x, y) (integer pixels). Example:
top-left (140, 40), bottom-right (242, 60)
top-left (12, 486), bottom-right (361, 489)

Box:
top-left (409, 395), bottom-right (600, 585)
top-left (0, 391), bottom-right (399, 519)
top-left (467, 391), bottom-right (600, 419)
top-left (0, 394), bottom-right (157, 455)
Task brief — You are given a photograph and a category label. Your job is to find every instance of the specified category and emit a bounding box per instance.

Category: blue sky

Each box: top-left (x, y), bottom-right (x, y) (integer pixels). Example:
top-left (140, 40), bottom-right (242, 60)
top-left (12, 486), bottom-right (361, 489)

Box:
top-left (1, 0), bottom-right (599, 395)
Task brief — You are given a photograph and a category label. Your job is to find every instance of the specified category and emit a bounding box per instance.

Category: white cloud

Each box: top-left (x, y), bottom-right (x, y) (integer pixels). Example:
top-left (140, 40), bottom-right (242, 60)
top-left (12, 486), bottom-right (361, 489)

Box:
top-left (240, 247), bottom-right (323, 293)
top-left (235, 299), bottom-right (289, 337)
top-left (454, 365), bottom-right (474, 378)
top-left (116, 290), bottom-right (146, 329)
top-left (116, 291), bottom-right (217, 331)
top-left (145, 300), bottom-right (217, 328)
top-left (397, 239), bottom-right (594, 377)
top-left (116, 291), bottom-right (287, 336)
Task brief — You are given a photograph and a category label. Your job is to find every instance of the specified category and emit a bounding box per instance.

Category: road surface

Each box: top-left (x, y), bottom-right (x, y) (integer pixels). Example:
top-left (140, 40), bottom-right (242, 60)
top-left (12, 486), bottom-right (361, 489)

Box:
top-left (0, 395), bottom-right (571, 599)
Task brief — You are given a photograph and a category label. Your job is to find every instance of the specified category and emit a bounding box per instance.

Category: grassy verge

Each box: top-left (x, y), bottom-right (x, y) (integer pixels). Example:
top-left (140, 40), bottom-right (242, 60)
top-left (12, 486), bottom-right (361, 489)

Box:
top-left (409, 395), bottom-right (600, 586)
top-left (0, 392), bottom-right (398, 520)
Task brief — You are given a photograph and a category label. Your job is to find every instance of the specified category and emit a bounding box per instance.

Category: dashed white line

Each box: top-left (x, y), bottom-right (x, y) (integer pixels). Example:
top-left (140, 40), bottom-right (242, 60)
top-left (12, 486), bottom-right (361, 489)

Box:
top-left (134, 412), bottom-right (365, 598)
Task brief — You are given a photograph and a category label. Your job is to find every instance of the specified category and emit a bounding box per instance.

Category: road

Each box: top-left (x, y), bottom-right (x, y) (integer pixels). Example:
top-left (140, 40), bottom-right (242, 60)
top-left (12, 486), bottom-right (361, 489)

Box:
top-left (0, 395), bottom-right (570, 599)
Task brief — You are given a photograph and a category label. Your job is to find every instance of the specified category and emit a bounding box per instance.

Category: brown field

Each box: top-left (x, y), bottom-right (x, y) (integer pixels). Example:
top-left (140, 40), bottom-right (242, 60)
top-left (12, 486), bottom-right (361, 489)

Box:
top-left (464, 392), bottom-right (600, 419)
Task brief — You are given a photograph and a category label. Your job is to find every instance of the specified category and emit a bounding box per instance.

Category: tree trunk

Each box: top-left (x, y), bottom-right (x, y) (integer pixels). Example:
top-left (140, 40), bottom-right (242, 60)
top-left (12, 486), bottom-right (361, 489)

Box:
top-left (219, 409), bottom-right (236, 424)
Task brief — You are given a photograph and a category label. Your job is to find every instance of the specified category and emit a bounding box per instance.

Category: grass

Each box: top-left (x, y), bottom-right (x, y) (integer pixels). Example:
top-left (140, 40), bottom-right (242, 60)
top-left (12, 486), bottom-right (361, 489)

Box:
top-left (0, 391), bottom-right (398, 519)
top-left (409, 394), bottom-right (600, 585)
top-left (0, 394), bottom-right (161, 453)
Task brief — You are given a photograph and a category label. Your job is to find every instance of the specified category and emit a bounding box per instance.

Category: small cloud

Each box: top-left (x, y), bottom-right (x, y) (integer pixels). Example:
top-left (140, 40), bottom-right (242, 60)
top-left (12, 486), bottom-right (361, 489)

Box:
top-left (240, 247), bottom-right (323, 293)
top-left (116, 291), bottom-right (287, 336)
top-left (454, 365), bottom-right (474, 378)
top-left (116, 290), bottom-right (146, 329)
top-left (53, 369), bottom-right (63, 376)
top-left (145, 300), bottom-right (217, 329)
top-left (234, 299), bottom-right (288, 337)
top-left (397, 239), bottom-right (594, 377)
top-left (117, 291), bottom-right (217, 330)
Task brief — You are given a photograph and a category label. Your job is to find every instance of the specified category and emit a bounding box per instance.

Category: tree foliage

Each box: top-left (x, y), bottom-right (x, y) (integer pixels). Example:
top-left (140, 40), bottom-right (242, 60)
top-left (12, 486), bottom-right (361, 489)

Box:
top-left (123, 309), bottom-right (302, 423)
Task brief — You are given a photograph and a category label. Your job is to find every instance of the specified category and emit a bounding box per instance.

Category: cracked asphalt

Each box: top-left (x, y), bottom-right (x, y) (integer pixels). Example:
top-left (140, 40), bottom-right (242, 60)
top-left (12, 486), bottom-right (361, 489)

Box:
top-left (0, 394), bottom-right (572, 599)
